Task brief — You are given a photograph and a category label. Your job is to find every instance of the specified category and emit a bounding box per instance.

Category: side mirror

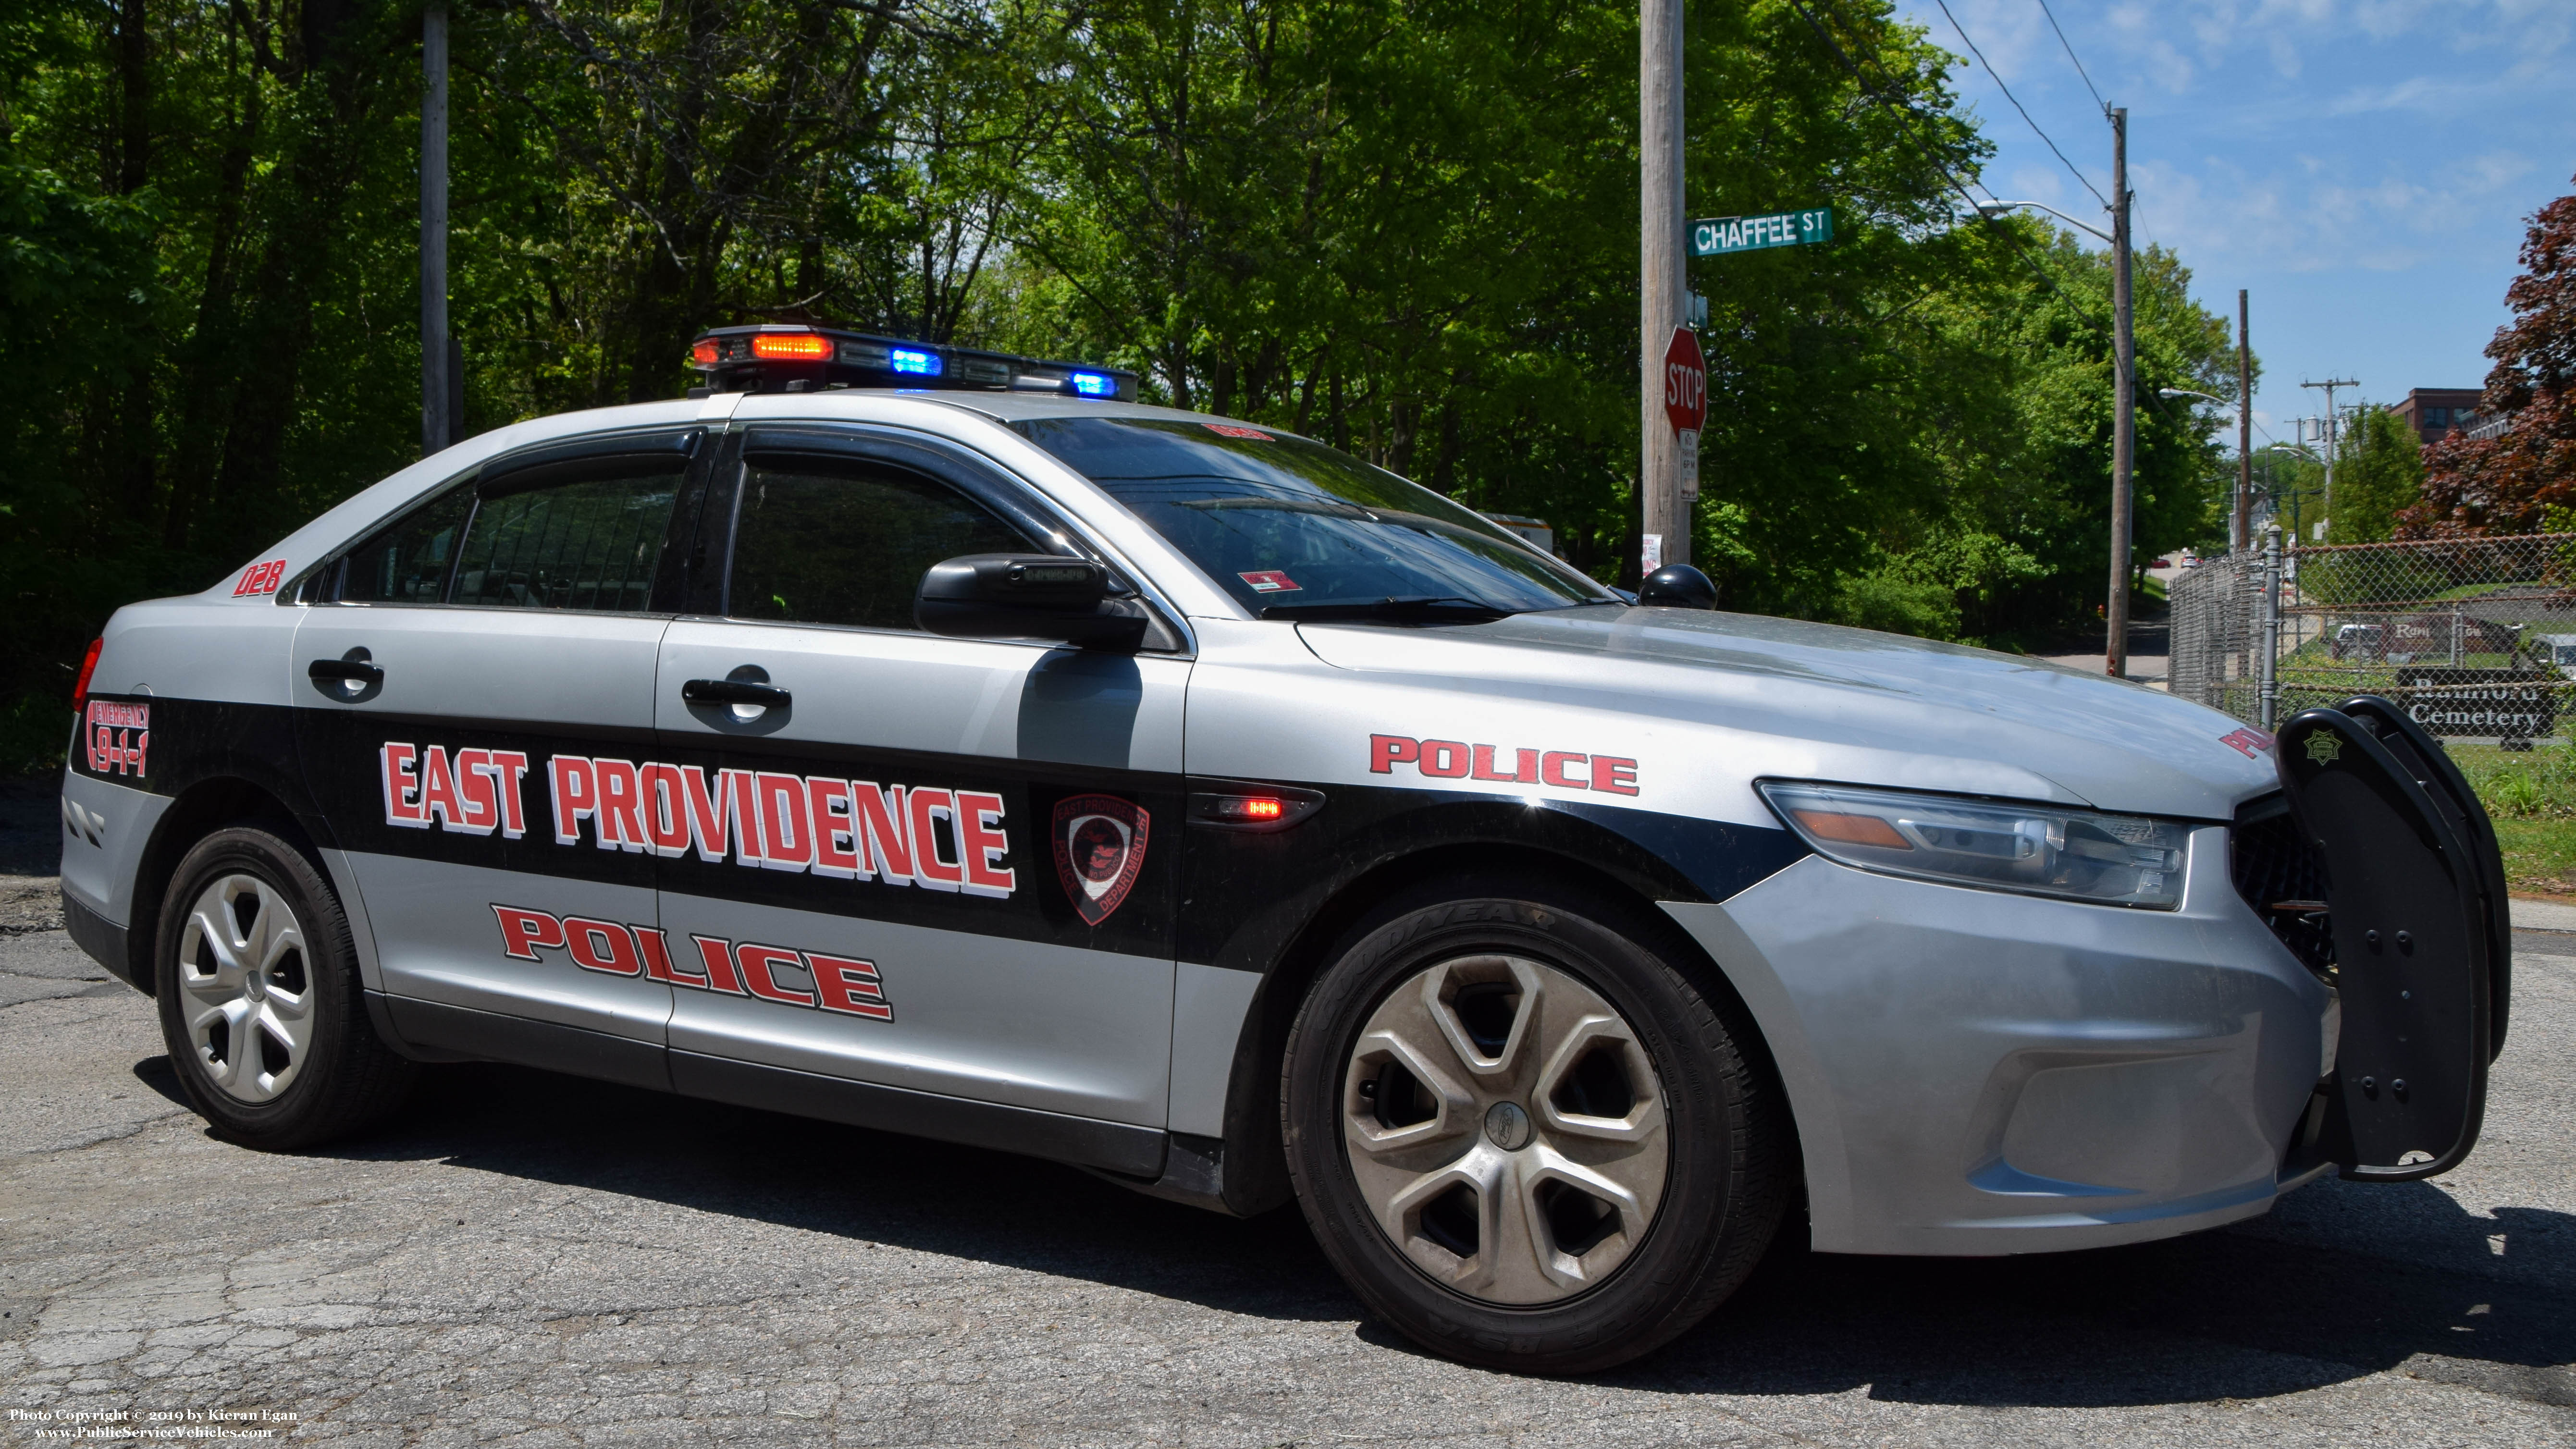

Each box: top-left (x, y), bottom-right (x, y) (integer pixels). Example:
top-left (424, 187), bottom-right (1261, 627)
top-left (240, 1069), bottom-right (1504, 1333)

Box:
top-left (915, 555), bottom-right (1149, 651)
top-left (1636, 563), bottom-right (1717, 610)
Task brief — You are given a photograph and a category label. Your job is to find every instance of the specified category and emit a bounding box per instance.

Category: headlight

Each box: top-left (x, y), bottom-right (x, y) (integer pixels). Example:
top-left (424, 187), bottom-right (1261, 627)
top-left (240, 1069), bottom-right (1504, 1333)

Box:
top-left (1756, 781), bottom-right (2192, 909)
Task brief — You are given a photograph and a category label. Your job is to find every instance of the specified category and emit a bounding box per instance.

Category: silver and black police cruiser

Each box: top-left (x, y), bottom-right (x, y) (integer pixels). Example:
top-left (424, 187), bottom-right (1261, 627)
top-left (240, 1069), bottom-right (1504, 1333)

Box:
top-left (58, 323), bottom-right (2510, 1373)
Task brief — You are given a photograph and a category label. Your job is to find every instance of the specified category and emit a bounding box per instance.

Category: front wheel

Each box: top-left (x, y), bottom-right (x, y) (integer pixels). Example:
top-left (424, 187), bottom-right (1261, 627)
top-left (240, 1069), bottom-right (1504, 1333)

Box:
top-left (1281, 881), bottom-right (1788, 1373)
top-left (154, 825), bottom-right (416, 1148)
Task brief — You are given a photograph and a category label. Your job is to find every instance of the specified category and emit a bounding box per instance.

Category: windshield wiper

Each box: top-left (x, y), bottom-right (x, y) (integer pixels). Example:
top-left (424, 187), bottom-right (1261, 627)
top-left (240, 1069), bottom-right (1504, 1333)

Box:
top-left (1261, 595), bottom-right (1518, 624)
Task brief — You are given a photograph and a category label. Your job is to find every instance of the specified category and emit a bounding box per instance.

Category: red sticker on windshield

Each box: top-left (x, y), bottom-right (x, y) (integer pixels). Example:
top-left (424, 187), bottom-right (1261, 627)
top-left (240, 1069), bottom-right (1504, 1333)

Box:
top-left (1238, 570), bottom-right (1301, 593)
top-left (1204, 423), bottom-right (1272, 441)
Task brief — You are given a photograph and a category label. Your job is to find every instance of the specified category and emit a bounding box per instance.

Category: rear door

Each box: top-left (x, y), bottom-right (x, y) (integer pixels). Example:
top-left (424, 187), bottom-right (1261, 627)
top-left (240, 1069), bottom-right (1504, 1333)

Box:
top-left (650, 425), bottom-right (1188, 1155)
top-left (293, 430), bottom-right (712, 1070)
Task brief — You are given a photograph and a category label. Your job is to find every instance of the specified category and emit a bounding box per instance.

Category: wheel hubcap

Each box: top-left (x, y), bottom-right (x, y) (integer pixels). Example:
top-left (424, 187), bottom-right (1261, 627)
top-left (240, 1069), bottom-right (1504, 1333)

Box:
top-left (1341, 953), bottom-right (1669, 1306)
top-left (174, 873), bottom-right (313, 1104)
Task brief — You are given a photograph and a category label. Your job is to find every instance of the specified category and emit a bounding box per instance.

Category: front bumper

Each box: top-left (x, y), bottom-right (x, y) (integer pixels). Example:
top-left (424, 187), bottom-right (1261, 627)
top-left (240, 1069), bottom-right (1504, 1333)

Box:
top-left (1664, 823), bottom-right (2332, 1256)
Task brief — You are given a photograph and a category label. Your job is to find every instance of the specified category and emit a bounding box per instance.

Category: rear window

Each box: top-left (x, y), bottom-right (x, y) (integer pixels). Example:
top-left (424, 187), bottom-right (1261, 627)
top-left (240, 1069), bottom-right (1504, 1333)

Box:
top-left (1013, 417), bottom-right (1608, 617)
top-left (450, 470), bottom-right (683, 612)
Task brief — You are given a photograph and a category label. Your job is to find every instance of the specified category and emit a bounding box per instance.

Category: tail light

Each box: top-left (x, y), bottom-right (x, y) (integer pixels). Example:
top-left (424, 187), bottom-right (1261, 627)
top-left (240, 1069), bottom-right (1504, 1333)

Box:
top-left (71, 637), bottom-right (103, 712)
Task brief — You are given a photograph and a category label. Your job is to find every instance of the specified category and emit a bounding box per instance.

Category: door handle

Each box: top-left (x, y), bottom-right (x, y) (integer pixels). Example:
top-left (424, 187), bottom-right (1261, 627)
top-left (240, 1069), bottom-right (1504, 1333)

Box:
top-left (308, 658), bottom-right (385, 685)
top-left (683, 678), bottom-right (791, 708)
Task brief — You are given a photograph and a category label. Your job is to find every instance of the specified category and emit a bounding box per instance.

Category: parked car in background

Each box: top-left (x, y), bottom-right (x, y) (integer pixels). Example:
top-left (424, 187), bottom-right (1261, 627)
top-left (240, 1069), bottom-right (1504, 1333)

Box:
top-left (2330, 624), bottom-right (2387, 663)
top-left (1480, 513), bottom-right (1557, 557)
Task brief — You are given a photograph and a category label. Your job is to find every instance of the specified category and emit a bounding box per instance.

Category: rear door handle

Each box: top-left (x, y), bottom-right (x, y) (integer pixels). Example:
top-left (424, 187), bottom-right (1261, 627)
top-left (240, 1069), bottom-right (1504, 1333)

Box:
top-left (308, 658), bottom-right (384, 685)
top-left (683, 678), bottom-right (790, 708)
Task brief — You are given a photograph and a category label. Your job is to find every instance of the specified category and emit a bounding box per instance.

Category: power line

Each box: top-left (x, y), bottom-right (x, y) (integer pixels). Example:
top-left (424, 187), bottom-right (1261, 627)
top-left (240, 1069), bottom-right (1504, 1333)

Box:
top-left (1780, 0), bottom-right (2188, 433)
top-left (1782, 1), bottom-right (2092, 325)
top-left (1933, 0), bottom-right (2110, 211)
top-left (2034, 0), bottom-right (2108, 115)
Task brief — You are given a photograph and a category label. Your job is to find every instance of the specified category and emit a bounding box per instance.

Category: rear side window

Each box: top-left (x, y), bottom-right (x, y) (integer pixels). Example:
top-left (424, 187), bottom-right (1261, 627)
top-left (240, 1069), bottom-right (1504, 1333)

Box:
top-left (727, 458), bottom-right (1030, 631)
top-left (451, 469), bottom-right (684, 612)
top-left (339, 483), bottom-right (473, 604)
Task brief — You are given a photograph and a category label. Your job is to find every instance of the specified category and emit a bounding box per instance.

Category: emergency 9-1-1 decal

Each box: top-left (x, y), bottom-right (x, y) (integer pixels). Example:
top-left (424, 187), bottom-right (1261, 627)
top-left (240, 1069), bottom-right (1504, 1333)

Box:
top-left (86, 701), bottom-right (151, 779)
top-left (491, 904), bottom-right (892, 1019)
top-left (385, 741), bottom-right (1016, 899)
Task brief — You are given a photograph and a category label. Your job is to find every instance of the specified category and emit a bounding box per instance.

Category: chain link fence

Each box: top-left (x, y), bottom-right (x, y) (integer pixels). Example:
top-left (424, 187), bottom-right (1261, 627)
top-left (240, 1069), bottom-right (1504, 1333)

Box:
top-left (2169, 533), bottom-right (2576, 746)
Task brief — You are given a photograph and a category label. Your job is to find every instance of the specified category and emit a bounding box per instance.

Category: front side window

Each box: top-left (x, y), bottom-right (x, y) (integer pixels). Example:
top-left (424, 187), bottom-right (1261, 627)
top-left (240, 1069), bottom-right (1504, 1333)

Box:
top-left (726, 458), bottom-right (1032, 631)
top-left (450, 469), bottom-right (684, 611)
top-left (1015, 417), bottom-right (1612, 620)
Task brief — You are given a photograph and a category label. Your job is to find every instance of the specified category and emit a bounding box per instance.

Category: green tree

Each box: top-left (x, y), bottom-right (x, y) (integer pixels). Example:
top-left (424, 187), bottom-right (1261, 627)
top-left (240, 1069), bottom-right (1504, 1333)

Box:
top-left (2327, 404), bottom-right (2425, 544)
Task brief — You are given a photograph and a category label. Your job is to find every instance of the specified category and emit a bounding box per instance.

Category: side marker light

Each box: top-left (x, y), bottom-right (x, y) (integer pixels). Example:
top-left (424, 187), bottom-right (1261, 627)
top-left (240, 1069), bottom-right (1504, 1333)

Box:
top-left (1791, 809), bottom-right (1912, 849)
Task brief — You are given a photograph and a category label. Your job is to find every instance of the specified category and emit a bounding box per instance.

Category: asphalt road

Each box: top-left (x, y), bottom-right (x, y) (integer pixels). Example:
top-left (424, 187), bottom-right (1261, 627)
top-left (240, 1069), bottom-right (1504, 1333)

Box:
top-left (3, 910), bottom-right (2571, 1447)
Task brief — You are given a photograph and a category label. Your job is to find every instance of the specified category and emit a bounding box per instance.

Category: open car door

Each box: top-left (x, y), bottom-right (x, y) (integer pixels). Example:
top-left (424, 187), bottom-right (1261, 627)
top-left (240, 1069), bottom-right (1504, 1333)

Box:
top-left (2275, 700), bottom-right (2497, 1181)
top-left (2333, 695), bottom-right (2512, 1060)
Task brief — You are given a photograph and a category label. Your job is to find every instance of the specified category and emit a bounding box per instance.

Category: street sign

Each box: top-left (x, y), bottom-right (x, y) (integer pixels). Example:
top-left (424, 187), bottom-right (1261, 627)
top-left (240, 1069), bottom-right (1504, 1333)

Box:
top-left (1691, 207), bottom-right (1833, 258)
top-left (1664, 328), bottom-right (1704, 500)
top-left (1663, 328), bottom-right (1705, 433)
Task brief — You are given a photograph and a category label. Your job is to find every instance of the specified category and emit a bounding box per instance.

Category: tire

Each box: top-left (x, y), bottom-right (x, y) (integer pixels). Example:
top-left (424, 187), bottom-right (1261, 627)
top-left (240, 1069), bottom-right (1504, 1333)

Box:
top-left (1281, 875), bottom-right (1788, 1373)
top-left (153, 825), bottom-right (416, 1148)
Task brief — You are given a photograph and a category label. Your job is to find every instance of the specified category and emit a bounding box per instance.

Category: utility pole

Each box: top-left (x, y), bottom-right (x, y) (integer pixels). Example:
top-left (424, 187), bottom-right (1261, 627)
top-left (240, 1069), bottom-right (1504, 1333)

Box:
top-left (2301, 377), bottom-right (2358, 541)
top-left (2106, 107), bottom-right (2135, 678)
top-left (1639, 0), bottom-right (1686, 572)
top-left (2235, 290), bottom-right (2252, 554)
top-left (421, 0), bottom-right (450, 457)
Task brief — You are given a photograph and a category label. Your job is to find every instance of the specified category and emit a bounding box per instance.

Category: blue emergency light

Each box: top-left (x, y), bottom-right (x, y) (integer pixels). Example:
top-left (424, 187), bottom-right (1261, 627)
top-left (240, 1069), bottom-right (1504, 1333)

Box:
top-left (686, 324), bottom-right (1138, 401)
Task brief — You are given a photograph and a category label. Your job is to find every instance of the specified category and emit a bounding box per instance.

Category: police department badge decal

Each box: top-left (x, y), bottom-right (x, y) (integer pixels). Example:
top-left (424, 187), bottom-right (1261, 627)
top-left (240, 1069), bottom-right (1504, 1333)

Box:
top-left (1053, 795), bottom-right (1150, 925)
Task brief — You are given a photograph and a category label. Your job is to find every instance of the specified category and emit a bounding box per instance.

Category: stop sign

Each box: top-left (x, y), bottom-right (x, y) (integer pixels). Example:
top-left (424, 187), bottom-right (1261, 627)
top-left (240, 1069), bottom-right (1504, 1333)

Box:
top-left (1663, 327), bottom-right (1706, 436)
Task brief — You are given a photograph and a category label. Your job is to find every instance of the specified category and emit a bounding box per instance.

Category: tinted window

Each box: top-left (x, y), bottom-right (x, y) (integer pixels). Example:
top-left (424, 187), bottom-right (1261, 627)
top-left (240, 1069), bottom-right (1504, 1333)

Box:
top-left (1015, 417), bottom-right (1608, 617)
top-left (338, 482), bottom-right (473, 603)
top-left (727, 459), bottom-right (1031, 631)
top-left (450, 469), bottom-right (684, 612)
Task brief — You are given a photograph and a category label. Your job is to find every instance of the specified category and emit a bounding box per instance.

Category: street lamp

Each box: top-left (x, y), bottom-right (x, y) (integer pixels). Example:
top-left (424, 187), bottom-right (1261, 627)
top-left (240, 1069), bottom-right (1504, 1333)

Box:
top-left (1975, 199), bottom-right (2113, 246)
top-left (2160, 388), bottom-right (2226, 406)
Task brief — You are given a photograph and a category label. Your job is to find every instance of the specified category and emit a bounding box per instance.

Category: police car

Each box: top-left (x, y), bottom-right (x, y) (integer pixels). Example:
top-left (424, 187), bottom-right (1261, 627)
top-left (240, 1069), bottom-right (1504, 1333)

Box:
top-left (58, 324), bottom-right (2508, 1373)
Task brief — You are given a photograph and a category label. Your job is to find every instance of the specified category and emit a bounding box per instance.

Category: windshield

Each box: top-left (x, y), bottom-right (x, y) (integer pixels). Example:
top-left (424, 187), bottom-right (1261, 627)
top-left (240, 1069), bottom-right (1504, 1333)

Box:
top-left (1013, 417), bottom-right (1613, 618)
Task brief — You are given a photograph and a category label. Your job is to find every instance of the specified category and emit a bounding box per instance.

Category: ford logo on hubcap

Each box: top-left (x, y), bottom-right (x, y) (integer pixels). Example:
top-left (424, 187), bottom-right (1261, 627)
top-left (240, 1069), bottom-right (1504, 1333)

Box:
top-left (1483, 1100), bottom-right (1533, 1151)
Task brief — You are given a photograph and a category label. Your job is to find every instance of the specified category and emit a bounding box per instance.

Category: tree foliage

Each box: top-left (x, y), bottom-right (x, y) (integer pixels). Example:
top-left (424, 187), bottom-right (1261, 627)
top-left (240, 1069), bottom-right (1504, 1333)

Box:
top-left (2404, 175), bottom-right (2576, 538)
top-left (2328, 403), bottom-right (2425, 545)
top-left (0, 0), bottom-right (2245, 770)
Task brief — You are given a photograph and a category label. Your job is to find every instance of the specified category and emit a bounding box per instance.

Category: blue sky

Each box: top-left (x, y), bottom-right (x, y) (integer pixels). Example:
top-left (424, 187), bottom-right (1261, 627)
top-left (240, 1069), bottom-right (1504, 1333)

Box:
top-left (1887, 0), bottom-right (2576, 452)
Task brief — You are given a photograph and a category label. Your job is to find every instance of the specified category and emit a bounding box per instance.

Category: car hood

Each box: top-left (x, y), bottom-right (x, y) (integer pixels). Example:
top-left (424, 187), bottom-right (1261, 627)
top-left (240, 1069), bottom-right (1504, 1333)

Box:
top-left (1293, 604), bottom-right (2279, 821)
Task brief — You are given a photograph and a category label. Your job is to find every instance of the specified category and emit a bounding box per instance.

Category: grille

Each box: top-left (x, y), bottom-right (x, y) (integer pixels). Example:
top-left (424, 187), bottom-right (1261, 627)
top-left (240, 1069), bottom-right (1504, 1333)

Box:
top-left (2231, 795), bottom-right (2334, 980)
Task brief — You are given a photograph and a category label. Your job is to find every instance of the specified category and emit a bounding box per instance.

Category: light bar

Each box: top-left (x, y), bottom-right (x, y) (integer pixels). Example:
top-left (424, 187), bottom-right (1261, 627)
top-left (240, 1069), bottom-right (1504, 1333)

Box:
top-left (751, 333), bottom-right (831, 360)
top-left (683, 323), bottom-right (1140, 402)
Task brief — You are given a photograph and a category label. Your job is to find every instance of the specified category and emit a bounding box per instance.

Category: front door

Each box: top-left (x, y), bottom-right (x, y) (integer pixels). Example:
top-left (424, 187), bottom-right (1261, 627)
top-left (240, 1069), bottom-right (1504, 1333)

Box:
top-left (294, 431), bottom-right (707, 1057)
top-left (650, 427), bottom-right (1188, 1137)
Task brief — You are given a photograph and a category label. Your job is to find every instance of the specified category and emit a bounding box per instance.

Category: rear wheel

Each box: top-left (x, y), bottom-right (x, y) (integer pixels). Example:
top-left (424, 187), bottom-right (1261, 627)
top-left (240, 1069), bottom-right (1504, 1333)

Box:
top-left (154, 826), bottom-right (415, 1148)
top-left (1282, 879), bottom-right (1787, 1373)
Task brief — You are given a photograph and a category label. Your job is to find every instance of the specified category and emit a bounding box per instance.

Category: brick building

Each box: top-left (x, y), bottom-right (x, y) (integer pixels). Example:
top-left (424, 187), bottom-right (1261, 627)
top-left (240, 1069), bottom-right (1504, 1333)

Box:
top-left (2388, 388), bottom-right (2483, 445)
